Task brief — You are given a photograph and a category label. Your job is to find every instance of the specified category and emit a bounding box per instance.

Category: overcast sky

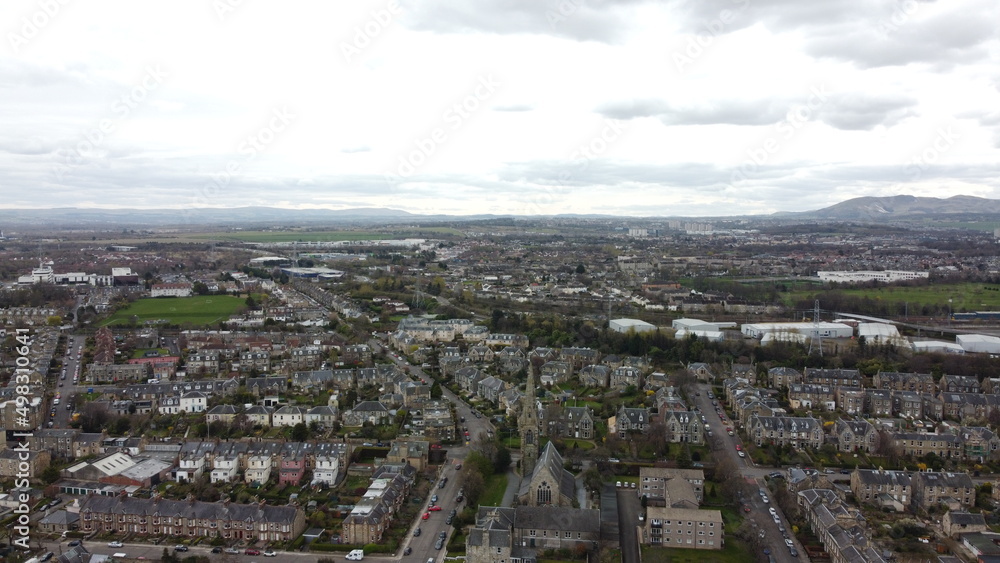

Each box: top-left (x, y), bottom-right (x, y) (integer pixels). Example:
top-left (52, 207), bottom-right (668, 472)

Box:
top-left (2, 0), bottom-right (999, 217)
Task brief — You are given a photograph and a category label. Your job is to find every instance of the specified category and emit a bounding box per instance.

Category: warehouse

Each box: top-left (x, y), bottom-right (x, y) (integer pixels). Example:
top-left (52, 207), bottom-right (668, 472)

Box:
top-left (741, 321), bottom-right (853, 340)
top-left (957, 334), bottom-right (1000, 355)
top-left (609, 318), bottom-right (657, 334)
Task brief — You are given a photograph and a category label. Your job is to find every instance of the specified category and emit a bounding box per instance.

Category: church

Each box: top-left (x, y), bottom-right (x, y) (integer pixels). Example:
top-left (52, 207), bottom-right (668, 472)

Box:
top-left (517, 364), bottom-right (577, 507)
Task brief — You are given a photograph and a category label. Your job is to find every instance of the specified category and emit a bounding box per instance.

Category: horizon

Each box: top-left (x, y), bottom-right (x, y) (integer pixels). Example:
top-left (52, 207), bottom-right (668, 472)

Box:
top-left (2, 1), bottom-right (999, 216)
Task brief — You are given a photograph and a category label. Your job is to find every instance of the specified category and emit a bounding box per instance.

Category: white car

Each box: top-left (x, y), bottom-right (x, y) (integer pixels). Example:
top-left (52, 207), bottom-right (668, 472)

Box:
top-left (108, 541), bottom-right (124, 548)
top-left (346, 549), bottom-right (365, 561)
top-left (263, 549), bottom-right (277, 557)
top-left (768, 507), bottom-right (777, 516)
top-left (761, 495), bottom-right (769, 504)
top-left (785, 538), bottom-right (794, 547)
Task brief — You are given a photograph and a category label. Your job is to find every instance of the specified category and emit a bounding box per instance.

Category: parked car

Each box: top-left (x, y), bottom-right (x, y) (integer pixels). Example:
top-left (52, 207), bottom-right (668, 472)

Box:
top-left (422, 512), bottom-right (430, 520)
top-left (245, 549), bottom-right (261, 555)
top-left (263, 550), bottom-right (276, 557)
top-left (211, 547), bottom-right (223, 554)
top-left (224, 548), bottom-right (240, 554)
top-left (174, 545), bottom-right (189, 552)
top-left (108, 541), bottom-right (124, 548)
top-left (413, 527), bottom-right (422, 536)
top-left (403, 547), bottom-right (412, 556)
top-left (429, 505), bottom-right (442, 511)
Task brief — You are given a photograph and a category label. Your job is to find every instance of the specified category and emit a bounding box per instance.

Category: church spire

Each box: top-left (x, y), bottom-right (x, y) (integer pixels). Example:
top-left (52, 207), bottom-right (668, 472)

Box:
top-left (520, 362), bottom-right (540, 476)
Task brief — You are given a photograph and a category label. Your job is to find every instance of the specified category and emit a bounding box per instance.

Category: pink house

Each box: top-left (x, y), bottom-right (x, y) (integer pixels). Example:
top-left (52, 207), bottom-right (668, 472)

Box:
top-left (279, 455), bottom-right (306, 486)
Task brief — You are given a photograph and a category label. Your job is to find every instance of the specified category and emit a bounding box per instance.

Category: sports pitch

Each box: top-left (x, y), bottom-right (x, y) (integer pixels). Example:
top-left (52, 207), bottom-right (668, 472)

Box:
top-left (101, 295), bottom-right (244, 327)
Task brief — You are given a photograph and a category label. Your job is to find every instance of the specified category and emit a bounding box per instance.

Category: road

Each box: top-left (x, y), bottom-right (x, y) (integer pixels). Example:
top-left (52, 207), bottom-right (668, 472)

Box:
top-left (691, 383), bottom-right (807, 563)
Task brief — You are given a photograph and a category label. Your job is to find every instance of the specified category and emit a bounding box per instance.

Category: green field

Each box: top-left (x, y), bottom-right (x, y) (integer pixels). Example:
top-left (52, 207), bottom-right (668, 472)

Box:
top-left (188, 226), bottom-right (465, 243)
top-left (101, 295), bottom-right (244, 327)
top-left (479, 473), bottom-right (509, 508)
top-left (782, 281), bottom-right (1000, 313)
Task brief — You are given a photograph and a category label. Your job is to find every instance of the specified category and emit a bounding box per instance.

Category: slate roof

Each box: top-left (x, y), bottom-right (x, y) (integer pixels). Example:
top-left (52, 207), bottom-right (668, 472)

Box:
top-left (81, 495), bottom-right (300, 523)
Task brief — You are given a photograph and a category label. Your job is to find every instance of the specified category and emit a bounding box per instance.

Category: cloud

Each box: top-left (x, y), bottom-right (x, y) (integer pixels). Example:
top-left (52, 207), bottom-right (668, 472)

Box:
top-left (815, 93), bottom-right (919, 130)
top-left (493, 104), bottom-right (533, 112)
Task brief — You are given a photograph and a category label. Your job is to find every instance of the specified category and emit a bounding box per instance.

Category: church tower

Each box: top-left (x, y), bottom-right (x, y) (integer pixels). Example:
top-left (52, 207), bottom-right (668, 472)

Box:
top-left (519, 363), bottom-right (540, 476)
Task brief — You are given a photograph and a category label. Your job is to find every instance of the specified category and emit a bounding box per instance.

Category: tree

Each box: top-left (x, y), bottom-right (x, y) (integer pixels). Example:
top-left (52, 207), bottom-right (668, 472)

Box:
top-left (291, 422), bottom-right (309, 441)
top-left (459, 467), bottom-right (485, 506)
top-left (575, 264), bottom-right (586, 274)
top-left (192, 281), bottom-right (210, 295)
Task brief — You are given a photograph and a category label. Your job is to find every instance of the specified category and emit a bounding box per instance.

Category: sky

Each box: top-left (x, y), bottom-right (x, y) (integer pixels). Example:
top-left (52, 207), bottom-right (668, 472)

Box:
top-left (1, 0), bottom-right (999, 218)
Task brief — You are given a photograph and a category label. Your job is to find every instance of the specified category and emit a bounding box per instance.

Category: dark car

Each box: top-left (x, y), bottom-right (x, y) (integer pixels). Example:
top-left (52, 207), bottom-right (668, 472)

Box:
top-left (434, 539), bottom-right (444, 550)
top-left (439, 532), bottom-right (447, 540)
top-left (211, 547), bottom-right (223, 554)
top-left (174, 545), bottom-right (189, 552)
top-left (413, 527), bottom-right (421, 537)
top-left (403, 547), bottom-right (412, 556)
top-left (68, 541), bottom-right (81, 547)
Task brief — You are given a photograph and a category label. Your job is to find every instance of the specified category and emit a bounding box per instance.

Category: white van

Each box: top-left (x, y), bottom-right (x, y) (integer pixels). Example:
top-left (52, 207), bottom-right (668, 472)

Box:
top-left (346, 549), bottom-right (365, 560)
top-left (112, 553), bottom-right (127, 559)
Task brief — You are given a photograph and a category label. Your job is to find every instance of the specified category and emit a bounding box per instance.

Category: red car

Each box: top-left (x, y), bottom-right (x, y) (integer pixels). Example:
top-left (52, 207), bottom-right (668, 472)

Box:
top-left (431, 444), bottom-right (442, 449)
top-left (422, 512), bottom-right (430, 520)
top-left (735, 444), bottom-right (742, 451)
top-left (244, 549), bottom-right (261, 555)
top-left (429, 505), bottom-right (443, 511)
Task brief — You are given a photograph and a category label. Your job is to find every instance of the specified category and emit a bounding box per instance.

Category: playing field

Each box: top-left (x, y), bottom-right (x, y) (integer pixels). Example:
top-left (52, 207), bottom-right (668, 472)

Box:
top-left (100, 295), bottom-right (245, 327)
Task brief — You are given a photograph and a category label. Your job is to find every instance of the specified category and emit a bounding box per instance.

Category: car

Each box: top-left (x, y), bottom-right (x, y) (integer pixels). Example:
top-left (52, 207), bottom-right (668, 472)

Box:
top-left (438, 531), bottom-right (448, 540)
top-left (743, 505), bottom-right (751, 513)
top-left (225, 548), bottom-right (240, 554)
top-left (446, 516), bottom-right (453, 525)
top-left (413, 527), bottom-right (422, 536)
top-left (427, 559), bottom-right (435, 563)
top-left (768, 507), bottom-right (777, 515)
top-left (735, 444), bottom-right (742, 451)
top-left (263, 550), bottom-right (276, 557)
top-left (761, 495), bottom-right (769, 504)
top-left (345, 548), bottom-right (366, 560)
top-left (108, 541), bottom-right (124, 548)
top-left (841, 469), bottom-right (851, 474)
top-left (422, 512), bottom-right (430, 520)
top-left (244, 549), bottom-right (260, 556)
top-left (789, 547), bottom-right (798, 557)
top-left (174, 545), bottom-right (189, 552)
top-left (708, 392), bottom-right (714, 399)
top-left (434, 539), bottom-right (444, 550)
top-left (455, 495), bottom-right (464, 503)
top-left (211, 547), bottom-right (223, 554)
top-left (455, 463), bottom-right (462, 470)
top-left (68, 541), bottom-right (81, 547)
top-left (784, 539), bottom-right (794, 548)
top-left (429, 505), bottom-right (442, 511)
top-left (40, 553), bottom-right (55, 562)
top-left (449, 509), bottom-right (457, 517)
top-left (403, 547), bottom-right (412, 556)
top-left (738, 451), bottom-right (746, 457)
top-left (431, 444), bottom-right (442, 449)
top-left (431, 494), bottom-right (438, 503)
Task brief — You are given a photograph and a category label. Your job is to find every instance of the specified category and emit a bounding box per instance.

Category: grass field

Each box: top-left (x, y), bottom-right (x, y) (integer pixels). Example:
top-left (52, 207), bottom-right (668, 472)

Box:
top-left (100, 295), bottom-right (244, 327)
top-left (782, 281), bottom-right (1000, 312)
top-left (189, 230), bottom-right (395, 242)
top-left (479, 473), bottom-right (509, 507)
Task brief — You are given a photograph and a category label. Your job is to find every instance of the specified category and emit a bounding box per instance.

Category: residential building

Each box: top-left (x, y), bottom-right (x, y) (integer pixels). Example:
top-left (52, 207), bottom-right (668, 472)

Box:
top-left (850, 468), bottom-right (912, 512)
top-left (747, 415), bottom-right (823, 449)
top-left (641, 506), bottom-right (724, 549)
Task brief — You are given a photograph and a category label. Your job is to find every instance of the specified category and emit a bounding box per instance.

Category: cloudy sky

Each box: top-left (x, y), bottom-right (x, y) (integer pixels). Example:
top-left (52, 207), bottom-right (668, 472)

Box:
top-left (2, 0), bottom-right (999, 217)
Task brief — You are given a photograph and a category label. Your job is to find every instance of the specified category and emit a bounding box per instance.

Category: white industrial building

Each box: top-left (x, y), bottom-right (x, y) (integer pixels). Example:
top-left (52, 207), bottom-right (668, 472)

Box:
top-left (609, 318), bottom-right (657, 334)
top-left (672, 318), bottom-right (738, 331)
top-left (911, 340), bottom-right (965, 354)
top-left (957, 334), bottom-right (1000, 355)
top-left (857, 323), bottom-right (907, 347)
top-left (816, 270), bottom-right (929, 283)
top-left (761, 332), bottom-right (807, 345)
top-left (675, 328), bottom-right (724, 342)
top-left (741, 321), bottom-right (853, 340)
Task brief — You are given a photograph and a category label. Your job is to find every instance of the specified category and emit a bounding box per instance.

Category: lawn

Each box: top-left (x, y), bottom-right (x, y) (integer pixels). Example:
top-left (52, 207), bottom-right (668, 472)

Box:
top-left (100, 295), bottom-right (244, 327)
top-left (479, 473), bottom-right (509, 507)
top-left (189, 230), bottom-right (394, 242)
top-left (781, 281), bottom-right (1000, 313)
top-left (562, 439), bottom-right (596, 450)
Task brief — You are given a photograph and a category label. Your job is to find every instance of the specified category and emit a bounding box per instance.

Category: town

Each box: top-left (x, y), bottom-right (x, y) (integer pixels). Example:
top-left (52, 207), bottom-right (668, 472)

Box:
top-left (3, 215), bottom-right (1000, 563)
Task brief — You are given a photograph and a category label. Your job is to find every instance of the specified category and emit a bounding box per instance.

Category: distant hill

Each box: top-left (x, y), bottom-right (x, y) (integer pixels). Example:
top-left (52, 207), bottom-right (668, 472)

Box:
top-left (790, 195), bottom-right (1000, 221)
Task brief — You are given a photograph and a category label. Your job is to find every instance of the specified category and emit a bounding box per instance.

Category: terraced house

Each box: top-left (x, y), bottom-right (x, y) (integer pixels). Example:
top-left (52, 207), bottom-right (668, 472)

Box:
top-left (747, 415), bottom-right (823, 449)
top-left (79, 495), bottom-right (306, 542)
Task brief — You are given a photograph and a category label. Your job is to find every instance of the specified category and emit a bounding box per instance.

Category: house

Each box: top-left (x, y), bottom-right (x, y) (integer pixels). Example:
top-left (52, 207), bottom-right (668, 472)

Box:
top-left (961, 426), bottom-right (1000, 462)
top-left (206, 404), bottom-right (239, 424)
top-left (304, 406), bottom-right (339, 430)
top-left (747, 415), bottom-right (823, 450)
top-left (79, 495), bottom-right (306, 543)
top-left (245, 405), bottom-right (274, 427)
top-left (610, 366), bottom-right (642, 389)
top-left (942, 511), bottom-right (988, 538)
top-left (873, 371), bottom-right (937, 393)
top-left (865, 389), bottom-right (893, 416)
top-left (732, 363), bottom-right (756, 384)
top-left (311, 454), bottom-right (340, 488)
top-left (466, 505), bottom-right (600, 562)
top-left (661, 410), bottom-right (704, 444)
top-left (477, 376), bottom-right (506, 404)
top-left (803, 367), bottom-right (863, 388)
top-left (941, 374), bottom-right (981, 394)
top-left (278, 447), bottom-right (308, 486)
top-left (833, 419), bottom-right (877, 453)
top-left (912, 471), bottom-right (975, 511)
top-left (540, 361), bottom-right (572, 386)
top-left (552, 406), bottom-right (595, 440)
top-left (342, 470), bottom-right (412, 544)
top-left (836, 387), bottom-right (866, 415)
top-left (386, 440), bottom-right (429, 471)
top-left (850, 468), bottom-right (912, 512)
top-left (343, 401), bottom-right (390, 427)
top-left (272, 405), bottom-right (307, 427)
top-left (891, 431), bottom-right (962, 459)
top-left (787, 384), bottom-right (836, 410)
top-left (245, 454), bottom-right (273, 485)
top-left (578, 365), bottom-right (610, 387)
top-left (611, 406), bottom-right (651, 438)
top-left (0, 448), bottom-right (50, 480)
top-left (768, 366), bottom-right (802, 388)
top-left (638, 467), bottom-right (705, 506)
top-left (686, 362), bottom-right (715, 382)
top-left (641, 506), bottom-right (724, 549)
